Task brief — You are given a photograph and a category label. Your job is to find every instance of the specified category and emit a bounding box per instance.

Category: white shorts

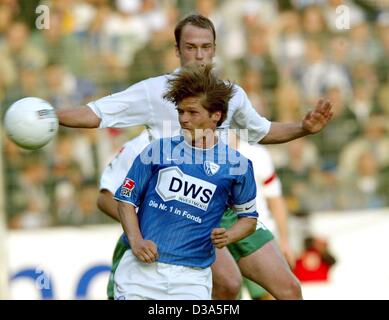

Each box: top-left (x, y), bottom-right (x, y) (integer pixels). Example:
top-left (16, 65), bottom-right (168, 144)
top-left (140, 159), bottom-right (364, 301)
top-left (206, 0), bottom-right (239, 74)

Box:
top-left (114, 249), bottom-right (212, 300)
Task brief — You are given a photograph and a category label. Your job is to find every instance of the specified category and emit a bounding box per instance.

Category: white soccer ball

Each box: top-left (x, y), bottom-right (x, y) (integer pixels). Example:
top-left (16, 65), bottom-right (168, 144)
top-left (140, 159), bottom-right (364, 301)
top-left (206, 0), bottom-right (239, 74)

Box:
top-left (4, 97), bottom-right (59, 150)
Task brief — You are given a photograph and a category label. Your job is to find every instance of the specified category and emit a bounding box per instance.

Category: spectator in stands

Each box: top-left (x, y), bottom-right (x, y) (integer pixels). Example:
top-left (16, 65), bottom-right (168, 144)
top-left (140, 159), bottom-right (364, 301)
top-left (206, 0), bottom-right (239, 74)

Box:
top-left (338, 114), bottom-right (389, 179)
top-left (294, 236), bottom-right (336, 282)
top-left (127, 29), bottom-right (173, 85)
top-left (30, 10), bottom-right (86, 75)
top-left (300, 39), bottom-right (352, 107)
top-left (0, 4), bottom-right (15, 40)
top-left (3, 65), bottom-right (46, 107)
top-left (8, 153), bottom-right (52, 229)
top-left (301, 4), bottom-right (329, 41)
top-left (237, 27), bottom-right (279, 112)
top-left (0, 21), bottom-right (46, 93)
top-left (338, 151), bottom-right (388, 209)
top-left (269, 137), bottom-right (320, 213)
top-left (44, 61), bottom-right (97, 109)
top-left (309, 85), bottom-right (360, 168)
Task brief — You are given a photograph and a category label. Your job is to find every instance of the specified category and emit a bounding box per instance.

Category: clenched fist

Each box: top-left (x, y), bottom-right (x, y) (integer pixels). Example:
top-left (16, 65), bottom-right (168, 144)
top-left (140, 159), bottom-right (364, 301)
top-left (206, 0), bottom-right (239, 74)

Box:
top-left (131, 239), bottom-right (159, 263)
top-left (211, 228), bottom-right (229, 249)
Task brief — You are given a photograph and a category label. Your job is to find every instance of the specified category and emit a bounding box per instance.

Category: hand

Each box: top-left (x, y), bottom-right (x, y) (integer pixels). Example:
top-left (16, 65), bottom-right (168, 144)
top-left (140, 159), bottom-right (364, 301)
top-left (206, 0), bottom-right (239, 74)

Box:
top-left (211, 228), bottom-right (229, 249)
top-left (302, 98), bottom-right (333, 134)
top-left (131, 239), bottom-right (158, 263)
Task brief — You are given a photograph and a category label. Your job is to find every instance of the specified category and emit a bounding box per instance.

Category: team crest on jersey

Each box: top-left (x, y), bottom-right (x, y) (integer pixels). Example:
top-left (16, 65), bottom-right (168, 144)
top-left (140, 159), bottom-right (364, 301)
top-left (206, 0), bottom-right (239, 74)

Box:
top-left (121, 178), bottom-right (135, 198)
top-left (204, 161), bottom-right (220, 176)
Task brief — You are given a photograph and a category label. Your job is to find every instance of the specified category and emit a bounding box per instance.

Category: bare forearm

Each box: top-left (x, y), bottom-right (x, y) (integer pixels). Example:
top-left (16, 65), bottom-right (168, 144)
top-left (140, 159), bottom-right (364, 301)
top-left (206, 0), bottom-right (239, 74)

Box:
top-left (57, 106), bottom-right (101, 128)
top-left (226, 217), bottom-right (257, 245)
top-left (97, 189), bottom-right (120, 222)
top-left (261, 99), bottom-right (333, 144)
top-left (117, 202), bottom-right (143, 245)
top-left (260, 122), bottom-right (309, 144)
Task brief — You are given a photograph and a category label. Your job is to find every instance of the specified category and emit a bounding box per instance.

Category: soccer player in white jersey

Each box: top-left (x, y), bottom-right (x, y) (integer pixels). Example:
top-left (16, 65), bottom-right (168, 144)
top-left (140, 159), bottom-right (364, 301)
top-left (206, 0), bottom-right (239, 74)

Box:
top-left (113, 65), bottom-right (257, 299)
top-left (57, 14), bottom-right (332, 299)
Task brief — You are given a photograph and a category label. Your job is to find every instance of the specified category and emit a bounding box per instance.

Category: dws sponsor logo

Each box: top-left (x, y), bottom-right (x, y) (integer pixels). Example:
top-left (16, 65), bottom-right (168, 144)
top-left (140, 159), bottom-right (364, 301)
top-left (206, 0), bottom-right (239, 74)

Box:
top-left (156, 167), bottom-right (216, 211)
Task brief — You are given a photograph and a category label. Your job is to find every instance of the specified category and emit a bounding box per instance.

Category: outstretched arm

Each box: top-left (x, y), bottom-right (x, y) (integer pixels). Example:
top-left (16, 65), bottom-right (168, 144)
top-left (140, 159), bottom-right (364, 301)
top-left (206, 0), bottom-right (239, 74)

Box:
top-left (57, 106), bottom-right (101, 128)
top-left (260, 99), bottom-right (333, 144)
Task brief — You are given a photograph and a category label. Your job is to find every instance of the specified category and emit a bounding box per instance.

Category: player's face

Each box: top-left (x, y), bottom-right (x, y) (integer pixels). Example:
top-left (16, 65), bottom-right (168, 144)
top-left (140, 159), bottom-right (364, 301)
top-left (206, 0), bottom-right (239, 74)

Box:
top-left (176, 24), bottom-right (216, 68)
top-left (177, 97), bottom-right (221, 143)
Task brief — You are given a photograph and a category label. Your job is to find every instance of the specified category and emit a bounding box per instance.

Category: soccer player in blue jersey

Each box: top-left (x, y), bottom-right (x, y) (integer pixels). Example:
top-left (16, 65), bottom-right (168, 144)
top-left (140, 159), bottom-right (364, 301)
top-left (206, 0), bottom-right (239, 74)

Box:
top-left (113, 65), bottom-right (258, 300)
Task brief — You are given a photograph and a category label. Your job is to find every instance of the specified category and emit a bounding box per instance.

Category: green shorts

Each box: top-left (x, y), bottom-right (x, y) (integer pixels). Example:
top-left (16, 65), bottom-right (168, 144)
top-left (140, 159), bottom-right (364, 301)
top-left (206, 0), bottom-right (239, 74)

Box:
top-left (221, 208), bottom-right (274, 261)
top-left (107, 236), bottom-right (129, 300)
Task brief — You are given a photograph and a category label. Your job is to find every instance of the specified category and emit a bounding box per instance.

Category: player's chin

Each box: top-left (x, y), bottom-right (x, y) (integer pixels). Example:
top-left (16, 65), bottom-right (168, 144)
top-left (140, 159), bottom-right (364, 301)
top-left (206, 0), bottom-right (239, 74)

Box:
top-left (181, 128), bottom-right (194, 139)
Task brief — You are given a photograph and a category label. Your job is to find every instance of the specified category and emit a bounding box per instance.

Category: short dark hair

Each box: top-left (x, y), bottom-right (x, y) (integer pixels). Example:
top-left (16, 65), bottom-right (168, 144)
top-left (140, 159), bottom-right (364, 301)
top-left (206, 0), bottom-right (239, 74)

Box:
top-left (163, 64), bottom-right (235, 127)
top-left (174, 14), bottom-right (216, 48)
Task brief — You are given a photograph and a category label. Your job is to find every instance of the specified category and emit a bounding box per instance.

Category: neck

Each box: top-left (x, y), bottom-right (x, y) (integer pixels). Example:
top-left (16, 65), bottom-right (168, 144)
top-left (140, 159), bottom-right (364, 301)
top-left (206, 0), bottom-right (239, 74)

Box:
top-left (185, 130), bottom-right (218, 149)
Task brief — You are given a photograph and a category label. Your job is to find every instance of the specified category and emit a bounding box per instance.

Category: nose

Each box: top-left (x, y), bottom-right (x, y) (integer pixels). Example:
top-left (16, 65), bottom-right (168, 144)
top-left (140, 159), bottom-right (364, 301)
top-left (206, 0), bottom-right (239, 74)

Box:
top-left (196, 48), bottom-right (204, 60)
top-left (179, 111), bottom-right (189, 124)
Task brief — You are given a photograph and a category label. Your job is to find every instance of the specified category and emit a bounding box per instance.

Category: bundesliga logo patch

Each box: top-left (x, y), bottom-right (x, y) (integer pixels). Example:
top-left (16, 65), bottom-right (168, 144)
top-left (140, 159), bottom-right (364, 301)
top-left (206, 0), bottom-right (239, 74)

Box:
top-left (121, 178), bottom-right (135, 197)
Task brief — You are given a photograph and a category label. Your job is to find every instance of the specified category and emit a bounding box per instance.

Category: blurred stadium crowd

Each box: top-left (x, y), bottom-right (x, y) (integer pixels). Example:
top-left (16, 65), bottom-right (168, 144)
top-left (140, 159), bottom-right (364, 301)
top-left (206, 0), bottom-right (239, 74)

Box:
top-left (1, 0), bottom-right (389, 229)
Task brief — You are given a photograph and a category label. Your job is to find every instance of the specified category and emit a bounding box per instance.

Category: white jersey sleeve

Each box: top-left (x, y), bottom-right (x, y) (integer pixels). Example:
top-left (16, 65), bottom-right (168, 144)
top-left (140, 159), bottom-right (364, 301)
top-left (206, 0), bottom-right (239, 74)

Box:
top-left (87, 81), bottom-right (152, 129)
top-left (99, 131), bottom-right (151, 194)
top-left (228, 85), bottom-right (271, 144)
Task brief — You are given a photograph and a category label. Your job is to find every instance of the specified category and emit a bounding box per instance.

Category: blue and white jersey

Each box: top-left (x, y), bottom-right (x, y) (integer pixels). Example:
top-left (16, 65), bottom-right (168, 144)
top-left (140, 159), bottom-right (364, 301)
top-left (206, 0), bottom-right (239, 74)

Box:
top-left (114, 136), bottom-right (258, 268)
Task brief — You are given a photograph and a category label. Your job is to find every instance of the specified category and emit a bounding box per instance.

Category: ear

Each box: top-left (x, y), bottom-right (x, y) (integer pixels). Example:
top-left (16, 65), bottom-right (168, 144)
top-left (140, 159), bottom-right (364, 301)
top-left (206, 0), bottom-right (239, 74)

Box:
top-left (211, 111), bottom-right (221, 123)
top-left (175, 45), bottom-right (180, 58)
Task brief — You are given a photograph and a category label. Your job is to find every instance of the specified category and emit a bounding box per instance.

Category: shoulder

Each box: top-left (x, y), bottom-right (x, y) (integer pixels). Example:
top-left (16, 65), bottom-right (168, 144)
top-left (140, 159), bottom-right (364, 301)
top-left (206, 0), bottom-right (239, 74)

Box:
top-left (228, 83), bottom-right (248, 107)
top-left (230, 83), bottom-right (245, 98)
top-left (128, 74), bottom-right (168, 93)
top-left (231, 83), bottom-right (244, 93)
top-left (143, 74), bottom-right (170, 86)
